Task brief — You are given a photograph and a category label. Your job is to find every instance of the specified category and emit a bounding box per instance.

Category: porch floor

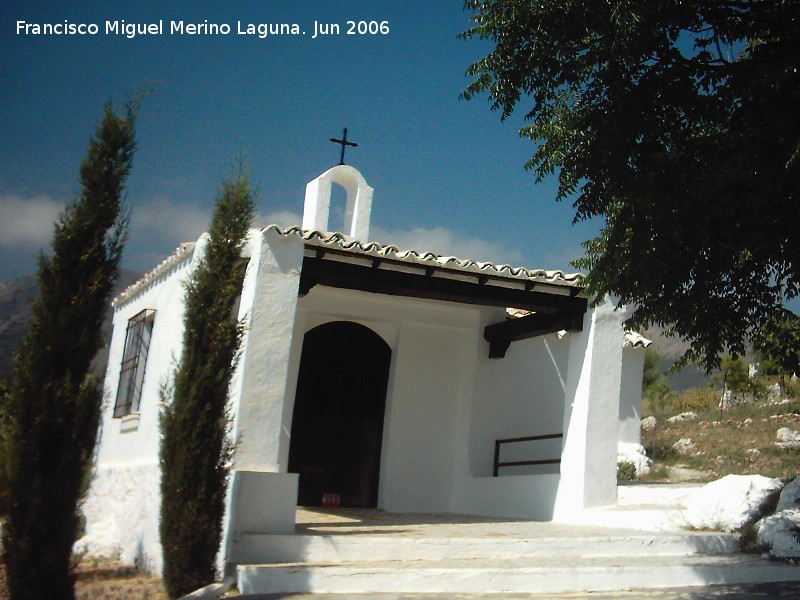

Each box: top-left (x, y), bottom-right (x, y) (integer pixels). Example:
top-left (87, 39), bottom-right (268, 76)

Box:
top-left (294, 506), bottom-right (670, 539)
top-left (237, 487), bottom-right (800, 596)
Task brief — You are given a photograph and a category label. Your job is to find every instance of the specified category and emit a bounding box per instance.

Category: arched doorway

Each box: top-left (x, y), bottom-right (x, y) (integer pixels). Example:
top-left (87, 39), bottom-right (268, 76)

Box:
top-left (288, 321), bottom-right (391, 508)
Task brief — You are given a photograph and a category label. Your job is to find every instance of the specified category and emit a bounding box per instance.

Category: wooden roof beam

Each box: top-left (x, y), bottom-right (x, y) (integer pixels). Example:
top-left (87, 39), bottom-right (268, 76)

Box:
top-left (298, 256), bottom-right (588, 314)
top-left (484, 312), bottom-right (584, 359)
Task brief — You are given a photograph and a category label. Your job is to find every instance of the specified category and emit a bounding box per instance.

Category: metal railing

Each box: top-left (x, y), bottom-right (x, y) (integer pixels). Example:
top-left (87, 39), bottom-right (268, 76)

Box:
top-left (493, 433), bottom-right (563, 477)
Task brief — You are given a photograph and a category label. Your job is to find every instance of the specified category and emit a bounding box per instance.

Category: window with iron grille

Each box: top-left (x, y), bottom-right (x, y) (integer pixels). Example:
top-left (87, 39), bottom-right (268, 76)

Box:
top-left (113, 309), bottom-right (155, 418)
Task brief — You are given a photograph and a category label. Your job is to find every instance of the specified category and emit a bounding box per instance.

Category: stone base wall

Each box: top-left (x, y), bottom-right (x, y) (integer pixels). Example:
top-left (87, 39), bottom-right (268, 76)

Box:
top-left (75, 462), bottom-right (162, 574)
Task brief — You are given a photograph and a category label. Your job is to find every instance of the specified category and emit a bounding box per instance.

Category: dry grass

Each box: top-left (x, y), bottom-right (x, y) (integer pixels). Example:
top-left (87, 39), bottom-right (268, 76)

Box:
top-left (642, 398), bottom-right (800, 481)
top-left (0, 556), bottom-right (167, 600)
top-left (74, 557), bottom-right (167, 600)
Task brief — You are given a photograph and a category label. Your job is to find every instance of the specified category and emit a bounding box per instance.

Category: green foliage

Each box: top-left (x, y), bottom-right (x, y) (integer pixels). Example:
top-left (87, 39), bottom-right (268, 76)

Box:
top-left (617, 460), bottom-right (637, 481)
top-left (641, 348), bottom-right (674, 417)
top-left (0, 377), bottom-right (10, 516)
top-left (715, 354), bottom-right (750, 395)
top-left (2, 102), bottom-right (136, 600)
top-left (159, 161), bottom-right (256, 598)
top-left (642, 347), bottom-right (664, 393)
top-left (676, 386), bottom-right (718, 414)
top-left (642, 377), bottom-right (674, 418)
top-left (752, 309), bottom-right (800, 377)
top-left (461, 1), bottom-right (800, 371)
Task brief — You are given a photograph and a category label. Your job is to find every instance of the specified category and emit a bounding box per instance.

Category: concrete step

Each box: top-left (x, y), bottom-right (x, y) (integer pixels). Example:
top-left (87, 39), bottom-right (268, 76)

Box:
top-left (237, 553), bottom-right (800, 595)
top-left (234, 530), bottom-right (738, 564)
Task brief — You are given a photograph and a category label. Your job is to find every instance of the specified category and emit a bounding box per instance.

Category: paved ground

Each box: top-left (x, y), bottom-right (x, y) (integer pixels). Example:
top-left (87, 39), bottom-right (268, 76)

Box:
top-left (235, 501), bottom-right (800, 599)
top-left (239, 581), bottom-right (800, 598)
top-left (293, 507), bottom-right (672, 538)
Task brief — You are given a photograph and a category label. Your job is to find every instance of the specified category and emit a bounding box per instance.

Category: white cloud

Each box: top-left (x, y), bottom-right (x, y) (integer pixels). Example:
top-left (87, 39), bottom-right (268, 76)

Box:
top-left (0, 194), bottom-right (63, 247)
top-left (129, 196), bottom-right (212, 245)
top-left (260, 210), bottom-right (302, 228)
top-left (370, 225), bottom-right (526, 266)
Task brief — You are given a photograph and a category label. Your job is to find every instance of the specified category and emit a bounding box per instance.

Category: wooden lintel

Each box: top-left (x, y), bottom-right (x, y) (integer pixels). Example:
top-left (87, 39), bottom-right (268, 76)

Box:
top-left (488, 340), bottom-right (512, 359)
top-left (483, 311), bottom-right (584, 359)
top-left (298, 256), bottom-right (588, 314)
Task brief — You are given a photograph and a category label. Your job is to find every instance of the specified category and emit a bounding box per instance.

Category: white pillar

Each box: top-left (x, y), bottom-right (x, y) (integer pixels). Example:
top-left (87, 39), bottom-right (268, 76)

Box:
top-left (232, 228), bottom-right (304, 472)
top-left (222, 228), bottom-right (304, 561)
top-left (555, 298), bottom-right (624, 517)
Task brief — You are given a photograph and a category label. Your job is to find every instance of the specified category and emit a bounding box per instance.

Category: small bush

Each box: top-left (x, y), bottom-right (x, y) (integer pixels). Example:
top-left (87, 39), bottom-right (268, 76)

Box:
top-left (644, 441), bottom-right (680, 463)
top-left (617, 460), bottom-right (637, 481)
top-left (677, 387), bottom-right (718, 413)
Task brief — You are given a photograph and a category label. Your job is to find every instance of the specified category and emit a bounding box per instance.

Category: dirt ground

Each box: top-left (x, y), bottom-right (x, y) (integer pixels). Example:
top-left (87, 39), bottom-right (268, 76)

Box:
top-left (0, 557), bottom-right (167, 600)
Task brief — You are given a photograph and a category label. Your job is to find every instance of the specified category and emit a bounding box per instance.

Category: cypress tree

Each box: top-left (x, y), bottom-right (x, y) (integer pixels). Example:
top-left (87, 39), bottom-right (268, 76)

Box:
top-left (2, 102), bottom-right (136, 599)
top-left (159, 162), bottom-right (256, 597)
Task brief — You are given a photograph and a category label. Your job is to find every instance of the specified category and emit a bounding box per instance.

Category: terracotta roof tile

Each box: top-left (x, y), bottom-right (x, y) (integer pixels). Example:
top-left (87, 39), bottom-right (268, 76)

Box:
top-left (623, 331), bottom-right (653, 348)
top-left (265, 225), bottom-right (585, 287)
top-left (112, 242), bottom-right (196, 307)
top-left (114, 226), bottom-right (586, 307)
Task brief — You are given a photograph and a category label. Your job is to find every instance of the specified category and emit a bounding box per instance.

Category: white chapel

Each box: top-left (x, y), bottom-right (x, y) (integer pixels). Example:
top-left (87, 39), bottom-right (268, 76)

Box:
top-left (80, 163), bottom-right (647, 573)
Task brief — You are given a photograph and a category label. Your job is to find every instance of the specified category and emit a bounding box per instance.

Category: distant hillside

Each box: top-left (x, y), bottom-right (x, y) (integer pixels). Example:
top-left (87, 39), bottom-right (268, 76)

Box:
top-left (643, 324), bottom-right (724, 391)
top-left (0, 269), bottom-right (142, 379)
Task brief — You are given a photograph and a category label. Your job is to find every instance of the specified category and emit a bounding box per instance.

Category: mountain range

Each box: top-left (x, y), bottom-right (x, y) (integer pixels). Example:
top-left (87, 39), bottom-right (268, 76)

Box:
top-left (0, 269), bottom-right (143, 380)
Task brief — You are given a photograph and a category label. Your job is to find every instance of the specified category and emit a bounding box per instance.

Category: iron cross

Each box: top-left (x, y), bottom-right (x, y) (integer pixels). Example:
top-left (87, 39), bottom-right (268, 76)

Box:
top-left (330, 128), bottom-right (358, 165)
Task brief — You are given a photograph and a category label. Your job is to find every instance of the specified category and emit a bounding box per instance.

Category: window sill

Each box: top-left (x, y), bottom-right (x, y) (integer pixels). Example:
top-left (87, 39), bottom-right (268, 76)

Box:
top-left (120, 413), bottom-right (140, 433)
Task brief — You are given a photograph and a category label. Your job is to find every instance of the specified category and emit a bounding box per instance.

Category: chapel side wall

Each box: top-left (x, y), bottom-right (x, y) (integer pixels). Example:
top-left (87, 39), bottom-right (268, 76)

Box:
top-left (467, 311), bottom-right (571, 479)
top-left (448, 309), bottom-right (570, 520)
top-left (619, 346), bottom-right (645, 445)
top-left (82, 240), bottom-right (204, 574)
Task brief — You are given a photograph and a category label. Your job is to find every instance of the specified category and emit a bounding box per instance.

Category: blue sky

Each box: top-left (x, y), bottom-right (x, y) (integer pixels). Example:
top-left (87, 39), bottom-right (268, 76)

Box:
top-left (1, 1), bottom-right (600, 281)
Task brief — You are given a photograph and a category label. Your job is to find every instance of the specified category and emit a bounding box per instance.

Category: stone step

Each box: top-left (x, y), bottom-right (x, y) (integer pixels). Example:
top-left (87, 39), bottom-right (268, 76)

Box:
top-left (237, 553), bottom-right (800, 595)
top-left (233, 530), bottom-right (738, 565)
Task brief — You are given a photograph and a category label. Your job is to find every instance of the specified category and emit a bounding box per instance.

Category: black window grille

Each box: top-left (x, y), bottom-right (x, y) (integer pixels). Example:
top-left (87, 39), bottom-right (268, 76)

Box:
top-left (113, 309), bottom-right (155, 418)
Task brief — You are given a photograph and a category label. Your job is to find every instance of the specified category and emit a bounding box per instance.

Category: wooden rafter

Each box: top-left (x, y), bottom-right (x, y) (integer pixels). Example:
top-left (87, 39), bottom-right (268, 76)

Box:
top-left (483, 312), bottom-right (585, 359)
top-left (298, 254), bottom-right (587, 315)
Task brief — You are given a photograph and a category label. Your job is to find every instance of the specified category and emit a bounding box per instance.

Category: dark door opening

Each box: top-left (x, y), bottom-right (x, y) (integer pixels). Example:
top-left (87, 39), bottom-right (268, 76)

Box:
top-left (288, 321), bottom-right (391, 508)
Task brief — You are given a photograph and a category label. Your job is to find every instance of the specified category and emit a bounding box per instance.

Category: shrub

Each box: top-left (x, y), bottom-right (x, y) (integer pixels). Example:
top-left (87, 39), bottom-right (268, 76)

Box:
top-left (159, 162), bottom-right (256, 598)
top-left (617, 461), bottom-right (637, 481)
top-left (2, 101), bottom-right (136, 600)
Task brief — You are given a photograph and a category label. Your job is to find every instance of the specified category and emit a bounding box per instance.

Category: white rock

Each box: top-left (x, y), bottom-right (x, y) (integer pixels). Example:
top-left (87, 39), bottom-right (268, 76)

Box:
top-left (777, 427), bottom-right (800, 442)
top-left (617, 442), bottom-right (652, 476)
top-left (776, 427), bottom-right (800, 450)
top-left (756, 509), bottom-right (800, 559)
top-left (641, 416), bottom-right (657, 431)
top-left (672, 438), bottom-right (695, 455)
top-left (668, 412), bottom-right (698, 423)
top-left (74, 518), bottom-right (123, 560)
top-left (684, 474), bottom-right (784, 532)
top-left (777, 477), bottom-right (800, 512)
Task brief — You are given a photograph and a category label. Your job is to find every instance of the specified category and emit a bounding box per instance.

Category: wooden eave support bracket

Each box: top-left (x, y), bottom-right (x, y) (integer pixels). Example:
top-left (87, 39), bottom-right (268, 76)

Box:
top-left (484, 311), bottom-right (584, 359)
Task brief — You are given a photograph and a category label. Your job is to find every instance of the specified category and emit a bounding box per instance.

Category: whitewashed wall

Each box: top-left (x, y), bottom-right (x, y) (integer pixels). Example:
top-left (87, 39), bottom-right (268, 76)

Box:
top-left (449, 310), bottom-right (571, 521)
top-left (286, 287), bottom-right (479, 514)
top-left (468, 316), bottom-right (570, 479)
top-left (80, 240), bottom-right (202, 573)
top-left (82, 230), bottom-right (266, 574)
top-left (619, 346), bottom-right (646, 445)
